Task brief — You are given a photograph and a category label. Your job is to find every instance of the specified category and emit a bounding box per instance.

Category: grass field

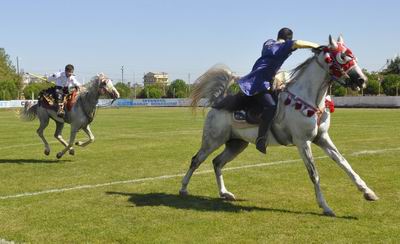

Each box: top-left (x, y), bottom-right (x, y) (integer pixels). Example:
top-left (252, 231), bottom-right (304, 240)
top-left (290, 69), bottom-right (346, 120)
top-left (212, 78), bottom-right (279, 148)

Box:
top-left (0, 107), bottom-right (399, 243)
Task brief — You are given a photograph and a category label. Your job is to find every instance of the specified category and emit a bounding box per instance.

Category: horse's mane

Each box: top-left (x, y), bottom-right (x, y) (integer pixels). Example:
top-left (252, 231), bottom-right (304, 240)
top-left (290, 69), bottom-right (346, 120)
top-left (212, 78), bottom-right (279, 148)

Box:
top-left (79, 73), bottom-right (109, 96)
top-left (288, 46), bottom-right (327, 84)
top-left (287, 55), bottom-right (317, 84)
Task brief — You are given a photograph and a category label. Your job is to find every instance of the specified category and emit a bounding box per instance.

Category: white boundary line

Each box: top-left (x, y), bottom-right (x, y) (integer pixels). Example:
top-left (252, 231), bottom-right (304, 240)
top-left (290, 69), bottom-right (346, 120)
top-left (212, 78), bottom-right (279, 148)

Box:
top-left (0, 239), bottom-right (15, 244)
top-left (0, 148), bottom-right (399, 200)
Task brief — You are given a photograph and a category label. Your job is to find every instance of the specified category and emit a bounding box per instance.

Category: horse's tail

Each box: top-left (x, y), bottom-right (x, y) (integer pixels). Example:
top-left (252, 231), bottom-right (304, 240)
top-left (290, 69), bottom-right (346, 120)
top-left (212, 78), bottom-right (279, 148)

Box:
top-left (19, 101), bottom-right (38, 121)
top-left (190, 64), bottom-right (239, 110)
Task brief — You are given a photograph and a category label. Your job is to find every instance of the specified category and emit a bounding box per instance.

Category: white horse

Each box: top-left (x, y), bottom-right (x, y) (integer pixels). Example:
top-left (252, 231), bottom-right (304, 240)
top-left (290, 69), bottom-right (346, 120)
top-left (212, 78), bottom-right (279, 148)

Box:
top-left (179, 35), bottom-right (378, 216)
top-left (20, 74), bottom-right (120, 159)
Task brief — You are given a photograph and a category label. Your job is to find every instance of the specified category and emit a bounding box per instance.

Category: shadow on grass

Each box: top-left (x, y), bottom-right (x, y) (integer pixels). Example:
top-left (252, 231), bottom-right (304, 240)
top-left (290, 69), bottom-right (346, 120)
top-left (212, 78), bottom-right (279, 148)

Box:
top-left (0, 158), bottom-right (70, 164)
top-left (106, 191), bottom-right (358, 219)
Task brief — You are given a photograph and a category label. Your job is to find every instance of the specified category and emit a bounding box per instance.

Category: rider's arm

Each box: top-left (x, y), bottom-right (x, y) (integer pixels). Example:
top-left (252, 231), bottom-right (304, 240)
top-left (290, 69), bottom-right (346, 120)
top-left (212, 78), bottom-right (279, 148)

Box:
top-left (46, 72), bottom-right (62, 82)
top-left (292, 40), bottom-right (320, 49)
top-left (71, 76), bottom-right (81, 91)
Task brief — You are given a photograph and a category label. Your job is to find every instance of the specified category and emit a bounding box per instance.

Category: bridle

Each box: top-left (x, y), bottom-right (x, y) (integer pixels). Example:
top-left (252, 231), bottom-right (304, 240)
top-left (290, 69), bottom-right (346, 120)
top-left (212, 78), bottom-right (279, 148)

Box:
top-left (283, 44), bottom-right (359, 120)
top-left (316, 44), bottom-right (358, 87)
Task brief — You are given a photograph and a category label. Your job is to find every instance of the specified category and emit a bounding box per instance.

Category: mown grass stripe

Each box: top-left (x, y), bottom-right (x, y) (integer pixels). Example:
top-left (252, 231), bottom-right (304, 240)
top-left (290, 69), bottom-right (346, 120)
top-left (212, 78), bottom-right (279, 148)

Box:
top-left (1, 148), bottom-right (398, 200)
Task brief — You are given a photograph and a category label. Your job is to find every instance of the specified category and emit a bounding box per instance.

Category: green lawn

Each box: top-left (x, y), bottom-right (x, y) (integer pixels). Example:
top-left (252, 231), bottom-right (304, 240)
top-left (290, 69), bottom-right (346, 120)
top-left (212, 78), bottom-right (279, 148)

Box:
top-left (0, 107), bottom-right (399, 243)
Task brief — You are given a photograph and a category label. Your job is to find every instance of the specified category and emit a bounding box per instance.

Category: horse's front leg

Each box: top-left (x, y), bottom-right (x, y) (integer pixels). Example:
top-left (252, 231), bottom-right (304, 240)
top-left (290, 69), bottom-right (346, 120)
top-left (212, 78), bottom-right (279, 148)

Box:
top-left (54, 121), bottom-right (75, 155)
top-left (314, 133), bottom-right (378, 201)
top-left (56, 129), bottom-right (78, 159)
top-left (295, 140), bottom-right (335, 216)
top-left (75, 125), bottom-right (95, 147)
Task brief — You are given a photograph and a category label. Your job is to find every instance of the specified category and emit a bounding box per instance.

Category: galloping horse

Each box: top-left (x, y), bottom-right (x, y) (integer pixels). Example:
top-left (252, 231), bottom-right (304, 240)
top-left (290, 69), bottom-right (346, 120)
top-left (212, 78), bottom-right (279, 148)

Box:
top-left (20, 73), bottom-right (120, 159)
top-left (180, 35), bottom-right (378, 216)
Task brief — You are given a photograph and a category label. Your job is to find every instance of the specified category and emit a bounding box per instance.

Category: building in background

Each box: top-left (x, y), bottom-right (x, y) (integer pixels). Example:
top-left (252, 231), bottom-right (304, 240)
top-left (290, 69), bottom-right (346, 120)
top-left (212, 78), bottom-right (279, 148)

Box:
top-left (143, 72), bottom-right (168, 86)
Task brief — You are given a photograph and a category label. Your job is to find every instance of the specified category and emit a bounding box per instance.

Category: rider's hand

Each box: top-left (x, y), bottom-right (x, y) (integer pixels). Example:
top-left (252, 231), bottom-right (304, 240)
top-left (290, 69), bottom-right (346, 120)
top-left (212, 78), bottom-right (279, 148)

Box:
top-left (312, 46), bottom-right (323, 54)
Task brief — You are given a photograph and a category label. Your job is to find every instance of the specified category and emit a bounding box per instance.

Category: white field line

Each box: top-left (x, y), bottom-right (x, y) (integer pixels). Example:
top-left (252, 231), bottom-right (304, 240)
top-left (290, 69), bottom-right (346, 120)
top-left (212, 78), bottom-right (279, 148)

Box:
top-left (0, 239), bottom-right (15, 244)
top-left (1, 147), bottom-right (399, 200)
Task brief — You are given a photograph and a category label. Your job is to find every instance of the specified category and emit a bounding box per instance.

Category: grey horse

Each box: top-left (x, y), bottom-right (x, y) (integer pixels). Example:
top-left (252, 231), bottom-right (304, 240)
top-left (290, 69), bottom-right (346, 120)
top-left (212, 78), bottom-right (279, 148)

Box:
top-left (180, 35), bottom-right (378, 216)
top-left (20, 73), bottom-right (120, 159)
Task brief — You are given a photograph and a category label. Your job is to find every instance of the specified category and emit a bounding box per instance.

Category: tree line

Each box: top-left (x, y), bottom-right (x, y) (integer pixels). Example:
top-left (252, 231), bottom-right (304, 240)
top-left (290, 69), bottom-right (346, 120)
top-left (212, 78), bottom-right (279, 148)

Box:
top-left (1, 48), bottom-right (400, 99)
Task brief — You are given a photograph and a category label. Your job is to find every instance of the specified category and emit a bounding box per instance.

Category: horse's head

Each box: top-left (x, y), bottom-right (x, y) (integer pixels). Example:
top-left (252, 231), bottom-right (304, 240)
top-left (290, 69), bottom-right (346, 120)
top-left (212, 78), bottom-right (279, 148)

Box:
top-left (95, 73), bottom-right (120, 100)
top-left (319, 35), bottom-right (367, 90)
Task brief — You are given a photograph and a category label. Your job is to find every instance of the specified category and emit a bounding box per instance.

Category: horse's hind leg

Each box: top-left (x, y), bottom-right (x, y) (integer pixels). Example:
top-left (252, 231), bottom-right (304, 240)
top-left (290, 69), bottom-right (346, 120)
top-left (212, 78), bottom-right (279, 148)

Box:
top-left (213, 139), bottom-right (248, 201)
top-left (180, 109), bottom-right (229, 196)
top-left (295, 140), bottom-right (335, 216)
top-left (37, 115), bottom-right (50, 155)
top-left (54, 121), bottom-right (75, 155)
top-left (179, 147), bottom-right (215, 196)
top-left (314, 133), bottom-right (378, 201)
top-left (75, 125), bottom-right (95, 147)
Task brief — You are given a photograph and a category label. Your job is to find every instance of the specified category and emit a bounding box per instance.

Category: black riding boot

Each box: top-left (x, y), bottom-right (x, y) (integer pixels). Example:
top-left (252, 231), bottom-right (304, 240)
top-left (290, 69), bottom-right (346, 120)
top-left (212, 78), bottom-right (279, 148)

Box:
top-left (255, 107), bottom-right (276, 154)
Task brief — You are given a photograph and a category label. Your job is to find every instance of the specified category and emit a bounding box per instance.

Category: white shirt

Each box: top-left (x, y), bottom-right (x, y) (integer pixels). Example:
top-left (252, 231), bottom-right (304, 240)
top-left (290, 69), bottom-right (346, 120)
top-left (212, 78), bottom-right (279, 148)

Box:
top-left (47, 72), bottom-right (81, 88)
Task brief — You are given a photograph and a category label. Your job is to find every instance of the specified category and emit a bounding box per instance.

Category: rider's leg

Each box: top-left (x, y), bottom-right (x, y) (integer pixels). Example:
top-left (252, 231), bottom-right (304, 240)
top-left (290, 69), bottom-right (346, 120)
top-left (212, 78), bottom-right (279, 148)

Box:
top-left (55, 86), bottom-right (65, 117)
top-left (255, 92), bottom-right (276, 154)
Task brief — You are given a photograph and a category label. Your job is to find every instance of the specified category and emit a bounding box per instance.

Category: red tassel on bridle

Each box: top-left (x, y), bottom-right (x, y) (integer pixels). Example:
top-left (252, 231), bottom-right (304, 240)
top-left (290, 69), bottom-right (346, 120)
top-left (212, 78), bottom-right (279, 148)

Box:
top-left (284, 97), bottom-right (291, 105)
top-left (295, 101), bottom-right (302, 110)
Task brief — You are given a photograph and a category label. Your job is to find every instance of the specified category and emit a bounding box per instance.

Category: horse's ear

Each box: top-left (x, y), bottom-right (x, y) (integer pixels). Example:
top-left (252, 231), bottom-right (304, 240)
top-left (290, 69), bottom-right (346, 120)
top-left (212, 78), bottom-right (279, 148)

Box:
top-left (329, 35), bottom-right (338, 49)
top-left (337, 35), bottom-right (344, 44)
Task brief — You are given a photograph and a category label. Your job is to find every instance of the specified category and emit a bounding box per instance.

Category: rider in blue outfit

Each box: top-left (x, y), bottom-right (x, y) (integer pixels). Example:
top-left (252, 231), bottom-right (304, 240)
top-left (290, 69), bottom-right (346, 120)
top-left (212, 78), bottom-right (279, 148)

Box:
top-left (217, 28), bottom-right (319, 154)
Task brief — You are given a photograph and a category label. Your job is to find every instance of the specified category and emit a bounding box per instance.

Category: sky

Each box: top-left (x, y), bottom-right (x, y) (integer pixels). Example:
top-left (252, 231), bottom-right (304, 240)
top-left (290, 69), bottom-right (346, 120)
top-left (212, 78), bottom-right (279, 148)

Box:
top-left (1, 0), bottom-right (399, 84)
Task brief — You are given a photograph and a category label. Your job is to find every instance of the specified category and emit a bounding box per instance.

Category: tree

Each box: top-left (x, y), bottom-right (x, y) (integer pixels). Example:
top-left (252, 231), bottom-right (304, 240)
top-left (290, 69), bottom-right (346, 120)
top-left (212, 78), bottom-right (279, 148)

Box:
top-left (381, 74), bottom-right (400, 96)
top-left (0, 80), bottom-right (18, 100)
top-left (23, 82), bottom-right (54, 99)
top-left (131, 84), bottom-right (143, 98)
top-left (0, 48), bottom-right (22, 99)
top-left (330, 82), bottom-right (347, 96)
top-left (364, 71), bottom-right (380, 95)
top-left (139, 85), bottom-right (163, 98)
top-left (383, 56), bottom-right (400, 75)
top-left (114, 82), bottom-right (132, 98)
top-left (167, 79), bottom-right (189, 98)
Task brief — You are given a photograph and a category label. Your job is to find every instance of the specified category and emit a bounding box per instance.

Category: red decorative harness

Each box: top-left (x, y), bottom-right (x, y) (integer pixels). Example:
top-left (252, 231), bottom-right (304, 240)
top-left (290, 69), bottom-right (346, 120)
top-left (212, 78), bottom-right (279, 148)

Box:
top-left (282, 43), bottom-right (357, 125)
top-left (323, 43), bottom-right (356, 81)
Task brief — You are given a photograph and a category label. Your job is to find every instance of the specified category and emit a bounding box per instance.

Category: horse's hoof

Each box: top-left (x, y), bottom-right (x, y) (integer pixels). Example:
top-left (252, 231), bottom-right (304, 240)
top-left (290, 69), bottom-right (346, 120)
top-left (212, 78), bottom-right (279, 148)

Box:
top-left (179, 189), bottom-right (189, 197)
top-left (44, 149), bottom-right (50, 156)
top-left (220, 192), bottom-right (236, 201)
top-left (364, 192), bottom-right (379, 201)
top-left (323, 209), bottom-right (336, 217)
top-left (69, 149), bottom-right (75, 156)
top-left (75, 141), bottom-right (81, 146)
top-left (56, 152), bottom-right (63, 159)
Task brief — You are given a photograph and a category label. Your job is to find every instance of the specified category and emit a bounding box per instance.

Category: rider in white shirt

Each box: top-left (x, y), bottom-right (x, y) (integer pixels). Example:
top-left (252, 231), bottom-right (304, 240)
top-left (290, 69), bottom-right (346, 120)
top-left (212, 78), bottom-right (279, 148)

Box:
top-left (47, 64), bottom-right (81, 117)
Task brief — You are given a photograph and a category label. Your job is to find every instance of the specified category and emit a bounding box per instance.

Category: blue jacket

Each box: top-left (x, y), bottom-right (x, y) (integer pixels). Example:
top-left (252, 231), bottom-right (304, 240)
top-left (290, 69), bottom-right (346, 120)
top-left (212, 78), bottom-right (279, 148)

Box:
top-left (238, 39), bottom-right (295, 96)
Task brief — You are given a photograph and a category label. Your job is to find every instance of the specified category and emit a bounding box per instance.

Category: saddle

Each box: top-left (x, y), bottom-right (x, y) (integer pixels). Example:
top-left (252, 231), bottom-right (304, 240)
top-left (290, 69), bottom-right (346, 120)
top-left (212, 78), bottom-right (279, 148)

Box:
top-left (38, 87), bottom-right (78, 112)
top-left (215, 71), bottom-right (289, 125)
